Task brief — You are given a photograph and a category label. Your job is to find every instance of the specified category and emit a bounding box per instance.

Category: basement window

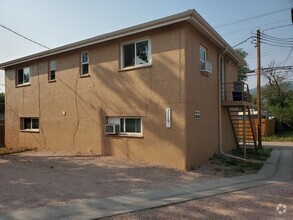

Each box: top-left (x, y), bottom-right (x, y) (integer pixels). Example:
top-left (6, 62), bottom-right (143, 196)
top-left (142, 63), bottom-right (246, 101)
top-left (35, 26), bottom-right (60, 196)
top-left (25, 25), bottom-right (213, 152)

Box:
top-left (49, 60), bottom-right (56, 81)
top-left (81, 51), bottom-right (89, 75)
top-left (121, 39), bottom-right (151, 69)
top-left (16, 67), bottom-right (30, 85)
top-left (20, 117), bottom-right (39, 132)
top-left (107, 117), bottom-right (142, 136)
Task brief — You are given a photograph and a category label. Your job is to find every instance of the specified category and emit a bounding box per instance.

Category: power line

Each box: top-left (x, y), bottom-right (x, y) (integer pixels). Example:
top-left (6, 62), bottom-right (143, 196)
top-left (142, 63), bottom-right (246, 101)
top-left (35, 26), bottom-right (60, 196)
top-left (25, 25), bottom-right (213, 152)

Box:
top-left (0, 24), bottom-right (50, 49)
top-left (215, 7), bottom-right (291, 28)
top-left (247, 48), bottom-right (292, 59)
top-left (261, 41), bottom-right (293, 48)
top-left (283, 48), bottom-right (293, 66)
top-left (251, 32), bottom-right (293, 47)
top-left (261, 33), bottom-right (293, 42)
top-left (247, 51), bottom-right (292, 60)
top-left (233, 36), bottom-right (254, 48)
top-left (260, 38), bottom-right (293, 46)
top-left (246, 45), bottom-right (291, 54)
top-left (221, 19), bottom-right (290, 36)
top-left (247, 49), bottom-right (289, 57)
top-left (247, 65), bottom-right (293, 73)
top-left (262, 24), bottom-right (293, 32)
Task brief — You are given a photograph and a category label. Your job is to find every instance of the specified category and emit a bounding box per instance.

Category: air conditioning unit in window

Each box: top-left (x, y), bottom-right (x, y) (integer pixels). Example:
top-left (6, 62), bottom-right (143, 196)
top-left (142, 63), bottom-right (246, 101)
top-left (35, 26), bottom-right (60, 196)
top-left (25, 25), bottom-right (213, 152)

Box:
top-left (200, 61), bottom-right (212, 74)
top-left (105, 124), bottom-right (120, 135)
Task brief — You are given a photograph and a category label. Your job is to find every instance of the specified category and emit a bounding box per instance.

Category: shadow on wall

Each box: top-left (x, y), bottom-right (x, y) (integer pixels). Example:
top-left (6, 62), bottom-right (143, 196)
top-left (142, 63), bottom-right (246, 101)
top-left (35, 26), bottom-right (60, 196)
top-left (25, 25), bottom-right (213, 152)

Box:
top-left (5, 24), bottom-right (191, 168)
top-left (94, 47), bottom-right (186, 164)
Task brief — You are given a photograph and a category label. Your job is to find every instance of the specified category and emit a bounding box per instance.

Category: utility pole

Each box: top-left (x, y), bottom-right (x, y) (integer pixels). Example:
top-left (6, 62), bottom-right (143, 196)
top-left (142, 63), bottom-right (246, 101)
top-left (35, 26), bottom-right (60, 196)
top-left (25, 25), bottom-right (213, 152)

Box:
top-left (257, 29), bottom-right (262, 148)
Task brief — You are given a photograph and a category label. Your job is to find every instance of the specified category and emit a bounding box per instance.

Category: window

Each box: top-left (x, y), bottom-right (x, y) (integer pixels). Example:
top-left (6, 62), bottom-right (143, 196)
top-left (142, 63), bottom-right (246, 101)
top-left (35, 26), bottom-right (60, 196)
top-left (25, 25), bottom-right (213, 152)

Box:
top-left (120, 118), bottom-right (141, 133)
top-left (200, 46), bottom-right (206, 62)
top-left (108, 117), bottom-right (142, 135)
top-left (81, 52), bottom-right (89, 75)
top-left (20, 117), bottom-right (39, 132)
top-left (121, 39), bottom-right (151, 68)
top-left (49, 60), bottom-right (56, 81)
top-left (17, 67), bottom-right (30, 85)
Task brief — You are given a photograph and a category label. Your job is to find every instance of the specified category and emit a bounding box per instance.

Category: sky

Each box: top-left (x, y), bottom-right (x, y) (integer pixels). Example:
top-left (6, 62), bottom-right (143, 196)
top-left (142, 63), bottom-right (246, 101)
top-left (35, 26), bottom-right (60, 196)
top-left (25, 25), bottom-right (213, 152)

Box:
top-left (0, 0), bottom-right (292, 92)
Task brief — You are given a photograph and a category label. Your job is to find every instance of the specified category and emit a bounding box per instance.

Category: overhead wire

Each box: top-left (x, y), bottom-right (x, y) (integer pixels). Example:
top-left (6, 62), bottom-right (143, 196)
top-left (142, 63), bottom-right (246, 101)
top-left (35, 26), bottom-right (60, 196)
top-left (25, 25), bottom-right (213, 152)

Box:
top-left (261, 32), bottom-right (293, 41)
top-left (247, 49), bottom-right (292, 60)
top-left (221, 19), bottom-right (290, 36)
top-left (215, 7), bottom-right (291, 28)
top-left (0, 24), bottom-right (50, 49)
top-left (246, 45), bottom-right (291, 53)
top-left (260, 39), bottom-right (293, 46)
top-left (233, 36), bottom-right (254, 48)
top-left (246, 66), bottom-right (293, 76)
top-left (261, 42), bottom-right (293, 48)
top-left (250, 32), bottom-right (293, 48)
top-left (262, 24), bottom-right (293, 32)
top-left (247, 48), bottom-right (291, 57)
top-left (283, 48), bottom-right (293, 66)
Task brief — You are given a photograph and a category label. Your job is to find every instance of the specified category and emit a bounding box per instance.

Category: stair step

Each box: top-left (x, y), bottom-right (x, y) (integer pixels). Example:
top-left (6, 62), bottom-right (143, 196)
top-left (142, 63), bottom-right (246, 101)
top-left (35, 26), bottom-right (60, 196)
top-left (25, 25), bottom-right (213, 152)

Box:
top-left (227, 105), bottom-right (257, 148)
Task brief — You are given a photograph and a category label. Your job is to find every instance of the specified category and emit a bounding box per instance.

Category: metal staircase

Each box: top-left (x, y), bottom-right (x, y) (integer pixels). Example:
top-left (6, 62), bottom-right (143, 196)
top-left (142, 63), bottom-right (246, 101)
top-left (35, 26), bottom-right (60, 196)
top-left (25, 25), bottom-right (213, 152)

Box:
top-left (222, 82), bottom-right (257, 156)
top-left (227, 106), bottom-right (257, 148)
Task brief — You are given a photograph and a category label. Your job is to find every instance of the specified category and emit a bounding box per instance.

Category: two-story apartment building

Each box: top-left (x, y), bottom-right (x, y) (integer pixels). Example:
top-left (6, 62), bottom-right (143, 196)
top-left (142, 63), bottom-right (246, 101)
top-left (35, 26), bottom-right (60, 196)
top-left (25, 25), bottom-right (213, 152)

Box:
top-left (0, 10), bottom-right (245, 170)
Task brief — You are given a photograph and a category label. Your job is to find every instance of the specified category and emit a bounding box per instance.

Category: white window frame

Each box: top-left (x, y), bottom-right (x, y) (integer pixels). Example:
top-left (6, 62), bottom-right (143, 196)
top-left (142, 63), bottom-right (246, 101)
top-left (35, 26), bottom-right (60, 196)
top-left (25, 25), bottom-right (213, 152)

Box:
top-left (108, 117), bottom-right (142, 136)
top-left (49, 60), bottom-right (56, 81)
top-left (81, 51), bottom-right (89, 75)
top-left (20, 117), bottom-right (39, 132)
top-left (200, 46), bottom-right (207, 63)
top-left (16, 67), bottom-right (30, 86)
top-left (120, 38), bottom-right (151, 69)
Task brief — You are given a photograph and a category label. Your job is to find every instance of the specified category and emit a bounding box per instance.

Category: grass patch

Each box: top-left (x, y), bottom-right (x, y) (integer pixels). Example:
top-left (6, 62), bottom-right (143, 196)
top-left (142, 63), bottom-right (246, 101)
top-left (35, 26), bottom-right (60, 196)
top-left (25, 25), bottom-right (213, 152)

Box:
top-left (262, 130), bottom-right (293, 142)
top-left (0, 147), bottom-right (36, 155)
top-left (231, 147), bottom-right (273, 161)
top-left (211, 147), bottom-right (272, 177)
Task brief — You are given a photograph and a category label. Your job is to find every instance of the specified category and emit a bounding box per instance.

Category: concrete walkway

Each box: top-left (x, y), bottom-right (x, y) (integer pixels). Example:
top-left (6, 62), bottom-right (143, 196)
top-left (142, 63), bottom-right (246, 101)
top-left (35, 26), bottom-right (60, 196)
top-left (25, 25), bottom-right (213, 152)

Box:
top-left (1, 148), bottom-right (292, 220)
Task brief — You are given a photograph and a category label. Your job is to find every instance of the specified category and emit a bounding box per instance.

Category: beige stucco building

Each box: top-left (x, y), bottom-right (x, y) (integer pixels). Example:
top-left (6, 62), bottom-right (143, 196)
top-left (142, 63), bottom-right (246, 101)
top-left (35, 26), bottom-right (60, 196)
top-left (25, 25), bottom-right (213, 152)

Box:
top-left (0, 10), bottom-right (246, 170)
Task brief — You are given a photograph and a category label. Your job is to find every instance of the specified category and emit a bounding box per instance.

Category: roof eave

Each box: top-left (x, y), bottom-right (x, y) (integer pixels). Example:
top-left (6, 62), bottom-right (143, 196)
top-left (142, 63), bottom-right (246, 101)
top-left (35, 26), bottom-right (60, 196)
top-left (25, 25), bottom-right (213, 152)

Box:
top-left (0, 9), bottom-right (245, 69)
top-left (189, 11), bottom-right (245, 66)
top-left (0, 10), bottom-right (194, 70)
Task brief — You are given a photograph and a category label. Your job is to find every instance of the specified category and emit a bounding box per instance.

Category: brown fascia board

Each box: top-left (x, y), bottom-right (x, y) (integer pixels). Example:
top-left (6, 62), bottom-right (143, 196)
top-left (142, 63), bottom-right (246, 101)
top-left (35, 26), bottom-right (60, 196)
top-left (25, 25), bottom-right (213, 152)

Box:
top-left (0, 9), bottom-right (245, 70)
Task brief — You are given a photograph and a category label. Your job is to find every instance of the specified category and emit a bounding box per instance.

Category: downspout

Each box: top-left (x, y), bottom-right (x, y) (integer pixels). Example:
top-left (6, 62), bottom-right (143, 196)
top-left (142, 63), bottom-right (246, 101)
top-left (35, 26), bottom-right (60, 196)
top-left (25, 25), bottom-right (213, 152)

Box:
top-left (218, 47), bottom-right (248, 162)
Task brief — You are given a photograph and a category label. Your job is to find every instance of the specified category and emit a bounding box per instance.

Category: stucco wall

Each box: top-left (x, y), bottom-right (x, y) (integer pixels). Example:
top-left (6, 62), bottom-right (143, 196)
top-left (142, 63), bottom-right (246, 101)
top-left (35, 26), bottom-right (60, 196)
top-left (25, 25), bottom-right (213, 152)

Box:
top-left (184, 25), bottom-right (220, 169)
top-left (184, 25), bottom-right (238, 169)
top-left (5, 23), bottom-right (187, 169)
top-left (5, 21), bottom-right (239, 170)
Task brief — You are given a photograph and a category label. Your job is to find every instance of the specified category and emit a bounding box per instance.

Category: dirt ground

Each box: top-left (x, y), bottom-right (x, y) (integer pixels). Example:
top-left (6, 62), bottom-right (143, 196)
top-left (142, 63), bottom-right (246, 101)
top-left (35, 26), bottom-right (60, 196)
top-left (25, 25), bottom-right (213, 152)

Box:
top-left (1, 149), bottom-right (291, 219)
top-left (104, 180), bottom-right (293, 220)
top-left (0, 151), bottom-right (216, 213)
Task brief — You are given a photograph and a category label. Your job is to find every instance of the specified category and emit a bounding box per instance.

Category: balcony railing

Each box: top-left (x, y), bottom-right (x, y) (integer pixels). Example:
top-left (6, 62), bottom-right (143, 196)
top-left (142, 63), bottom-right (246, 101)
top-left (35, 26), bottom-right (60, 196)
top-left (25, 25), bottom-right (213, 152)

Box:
top-left (221, 81), bottom-right (251, 103)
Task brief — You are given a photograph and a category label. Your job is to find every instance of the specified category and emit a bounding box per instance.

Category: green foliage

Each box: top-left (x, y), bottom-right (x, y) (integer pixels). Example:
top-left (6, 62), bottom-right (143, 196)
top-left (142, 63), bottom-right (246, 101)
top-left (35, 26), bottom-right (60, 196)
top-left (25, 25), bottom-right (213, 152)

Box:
top-left (234, 48), bottom-right (249, 82)
top-left (232, 148), bottom-right (273, 161)
top-left (210, 148), bottom-right (272, 177)
top-left (261, 61), bottom-right (293, 132)
top-left (0, 93), bottom-right (4, 114)
top-left (262, 82), bottom-right (293, 131)
top-left (262, 130), bottom-right (293, 142)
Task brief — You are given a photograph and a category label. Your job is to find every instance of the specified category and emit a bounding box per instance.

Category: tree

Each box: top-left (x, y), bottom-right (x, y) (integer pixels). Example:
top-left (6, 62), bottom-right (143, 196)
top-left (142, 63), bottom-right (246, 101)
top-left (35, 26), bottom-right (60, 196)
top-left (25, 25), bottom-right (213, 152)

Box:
top-left (234, 48), bottom-right (249, 82)
top-left (261, 61), bottom-right (293, 132)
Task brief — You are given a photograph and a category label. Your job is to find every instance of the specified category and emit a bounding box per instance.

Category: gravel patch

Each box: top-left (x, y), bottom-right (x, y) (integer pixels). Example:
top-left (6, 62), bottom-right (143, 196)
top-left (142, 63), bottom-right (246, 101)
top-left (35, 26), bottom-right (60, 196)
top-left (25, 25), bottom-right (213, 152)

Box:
top-left (103, 181), bottom-right (293, 220)
top-left (0, 151), bottom-right (216, 213)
